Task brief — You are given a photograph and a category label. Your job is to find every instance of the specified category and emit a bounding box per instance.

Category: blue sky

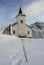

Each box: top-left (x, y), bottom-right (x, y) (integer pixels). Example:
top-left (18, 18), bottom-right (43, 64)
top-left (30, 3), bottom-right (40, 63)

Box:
top-left (0, 0), bottom-right (44, 28)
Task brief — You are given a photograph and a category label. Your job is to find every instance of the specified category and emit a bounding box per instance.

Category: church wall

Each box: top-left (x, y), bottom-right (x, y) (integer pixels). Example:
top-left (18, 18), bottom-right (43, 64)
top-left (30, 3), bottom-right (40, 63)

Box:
top-left (17, 16), bottom-right (25, 24)
top-left (16, 16), bottom-right (27, 36)
top-left (18, 23), bottom-right (26, 36)
top-left (12, 24), bottom-right (18, 36)
top-left (12, 24), bottom-right (32, 38)
top-left (26, 26), bottom-right (32, 38)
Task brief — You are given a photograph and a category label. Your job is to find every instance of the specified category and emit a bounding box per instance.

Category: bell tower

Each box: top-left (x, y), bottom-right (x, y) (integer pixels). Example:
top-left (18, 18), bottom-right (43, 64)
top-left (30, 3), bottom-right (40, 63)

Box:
top-left (16, 6), bottom-right (26, 24)
top-left (16, 6), bottom-right (26, 37)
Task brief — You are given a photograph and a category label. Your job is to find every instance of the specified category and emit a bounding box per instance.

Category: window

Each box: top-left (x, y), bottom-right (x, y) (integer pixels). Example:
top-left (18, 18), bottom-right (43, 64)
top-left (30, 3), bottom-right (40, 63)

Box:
top-left (27, 31), bottom-right (29, 34)
top-left (21, 20), bottom-right (23, 23)
top-left (13, 30), bottom-right (15, 34)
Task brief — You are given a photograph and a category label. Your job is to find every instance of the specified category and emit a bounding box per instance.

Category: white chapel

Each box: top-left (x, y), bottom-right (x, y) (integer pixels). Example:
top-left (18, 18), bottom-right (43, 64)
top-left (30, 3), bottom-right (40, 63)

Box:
top-left (3, 7), bottom-right (32, 38)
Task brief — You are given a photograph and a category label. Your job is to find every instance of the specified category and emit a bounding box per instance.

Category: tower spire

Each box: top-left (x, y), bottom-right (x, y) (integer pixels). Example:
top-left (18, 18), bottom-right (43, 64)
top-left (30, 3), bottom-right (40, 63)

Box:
top-left (16, 5), bottom-right (26, 18)
top-left (18, 5), bottom-right (22, 14)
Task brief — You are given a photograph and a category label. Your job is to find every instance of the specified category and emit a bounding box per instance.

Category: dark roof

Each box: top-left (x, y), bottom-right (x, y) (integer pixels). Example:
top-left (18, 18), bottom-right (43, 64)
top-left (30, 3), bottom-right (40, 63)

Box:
top-left (12, 22), bottom-right (31, 28)
top-left (12, 22), bottom-right (17, 26)
top-left (16, 13), bottom-right (26, 18)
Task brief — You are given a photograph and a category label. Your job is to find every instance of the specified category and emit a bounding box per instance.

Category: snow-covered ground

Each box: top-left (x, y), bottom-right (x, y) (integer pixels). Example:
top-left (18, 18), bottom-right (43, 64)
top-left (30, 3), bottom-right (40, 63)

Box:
top-left (0, 34), bottom-right (44, 65)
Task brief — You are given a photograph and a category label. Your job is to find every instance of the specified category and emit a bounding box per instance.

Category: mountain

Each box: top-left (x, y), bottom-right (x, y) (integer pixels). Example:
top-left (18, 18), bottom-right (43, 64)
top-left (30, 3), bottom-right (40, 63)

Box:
top-left (30, 22), bottom-right (44, 39)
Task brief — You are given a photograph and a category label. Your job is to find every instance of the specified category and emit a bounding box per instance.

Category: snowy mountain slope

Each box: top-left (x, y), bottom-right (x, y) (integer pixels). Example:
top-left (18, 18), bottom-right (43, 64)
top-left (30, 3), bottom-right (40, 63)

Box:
top-left (31, 22), bottom-right (44, 38)
top-left (0, 34), bottom-right (44, 65)
top-left (31, 22), bottom-right (44, 29)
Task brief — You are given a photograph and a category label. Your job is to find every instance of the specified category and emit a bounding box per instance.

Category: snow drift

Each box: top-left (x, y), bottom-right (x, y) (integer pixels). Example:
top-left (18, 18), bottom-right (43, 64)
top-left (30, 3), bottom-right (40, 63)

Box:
top-left (0, 34), bottom-right (44, 65)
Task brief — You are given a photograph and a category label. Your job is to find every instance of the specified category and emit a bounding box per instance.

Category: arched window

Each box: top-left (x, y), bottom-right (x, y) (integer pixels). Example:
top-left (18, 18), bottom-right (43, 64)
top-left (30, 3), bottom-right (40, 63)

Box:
top-left (13, 30), bottom-right (15, 34)
top-left (27, 31), bottom-right (30, 34)
top-left (21, 20), bottom-right (23, 23)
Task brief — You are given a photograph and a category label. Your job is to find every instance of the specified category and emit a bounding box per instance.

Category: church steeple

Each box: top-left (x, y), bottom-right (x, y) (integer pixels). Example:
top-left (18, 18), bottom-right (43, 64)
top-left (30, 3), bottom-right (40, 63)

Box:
top-left (16, 6), bottom-right (26, 18)
top-left (18, 6), bottom-right (23, 14)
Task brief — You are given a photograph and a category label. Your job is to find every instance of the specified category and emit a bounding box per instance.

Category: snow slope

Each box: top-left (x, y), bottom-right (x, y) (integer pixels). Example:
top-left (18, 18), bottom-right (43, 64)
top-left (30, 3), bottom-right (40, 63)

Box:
top-left (0, 34), bottom-right (44, 65)
top-left (31, 22), bottom-right (44, 38)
